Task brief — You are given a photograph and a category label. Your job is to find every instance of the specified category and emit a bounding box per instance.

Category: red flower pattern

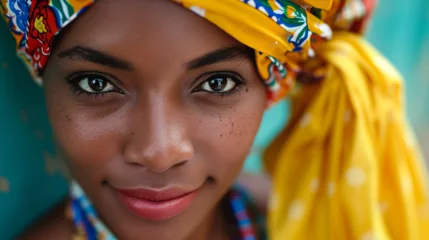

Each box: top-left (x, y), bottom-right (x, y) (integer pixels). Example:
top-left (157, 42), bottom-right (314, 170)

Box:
top-left (25, 0), bottom-right (60, 72)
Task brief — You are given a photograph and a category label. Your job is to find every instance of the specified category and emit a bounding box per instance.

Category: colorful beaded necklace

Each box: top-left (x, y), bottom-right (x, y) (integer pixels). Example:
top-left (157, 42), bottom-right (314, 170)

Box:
top-left (70, 182), bottom-right (265, 240)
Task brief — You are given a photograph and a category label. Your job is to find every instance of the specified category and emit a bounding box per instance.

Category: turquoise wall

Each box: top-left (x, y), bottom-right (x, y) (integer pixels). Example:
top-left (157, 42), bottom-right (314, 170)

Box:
top-left (0, 17), bottom-right (68, 238)
top-left (1, 1), bottom-right (428, 238)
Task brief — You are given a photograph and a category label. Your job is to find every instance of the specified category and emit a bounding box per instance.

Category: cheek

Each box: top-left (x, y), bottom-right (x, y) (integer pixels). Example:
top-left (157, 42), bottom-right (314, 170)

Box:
top-left (44, 87), bottom-right (123, 179)
top-left (196, 95), bottom-right (266, 181)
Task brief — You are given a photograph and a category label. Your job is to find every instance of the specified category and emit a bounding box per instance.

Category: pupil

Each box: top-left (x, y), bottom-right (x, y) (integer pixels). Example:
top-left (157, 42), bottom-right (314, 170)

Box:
top-left (89, 78), bottom-right (106, 92)
top-left (209, 78), bottom-right (226, 92)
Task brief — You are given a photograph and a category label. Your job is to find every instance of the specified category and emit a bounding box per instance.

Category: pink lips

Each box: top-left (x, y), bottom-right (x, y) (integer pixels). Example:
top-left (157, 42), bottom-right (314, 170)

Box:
top-left (115, 187), bottom-right (198, 221)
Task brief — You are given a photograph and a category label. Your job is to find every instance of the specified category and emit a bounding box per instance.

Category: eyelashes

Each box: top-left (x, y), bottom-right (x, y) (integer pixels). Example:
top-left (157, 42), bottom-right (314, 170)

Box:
top-left (67, 72), bottom-right (123, 98)
top-left (192, 72), bottom-right (247, 98)
top-left (67, 71), bottom-right (247, 99)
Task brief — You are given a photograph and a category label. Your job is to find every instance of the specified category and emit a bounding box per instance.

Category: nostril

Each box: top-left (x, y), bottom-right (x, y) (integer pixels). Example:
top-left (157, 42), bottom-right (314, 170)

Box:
top-left (129, 161), bottom-right (146, 167)
top-left (172, 160), bottom-right (188, 169)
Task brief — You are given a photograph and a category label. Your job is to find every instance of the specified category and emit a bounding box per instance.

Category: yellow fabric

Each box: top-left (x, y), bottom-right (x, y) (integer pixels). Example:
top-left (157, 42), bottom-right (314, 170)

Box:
top-left (265, 32), bottom-right (429, 239)
top-left (177, 0), bottom-right (293, 57)
top-left (177, 0), bottom-right (331, 58)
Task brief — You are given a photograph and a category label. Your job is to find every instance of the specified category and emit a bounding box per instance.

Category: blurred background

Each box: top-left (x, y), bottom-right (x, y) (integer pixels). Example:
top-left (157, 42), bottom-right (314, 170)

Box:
top-left (0, 0), bottom-right (428, 239)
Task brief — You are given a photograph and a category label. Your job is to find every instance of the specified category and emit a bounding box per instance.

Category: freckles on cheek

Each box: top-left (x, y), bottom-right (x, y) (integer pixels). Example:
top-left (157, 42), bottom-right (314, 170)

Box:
top-left (224, 108), bottom-right (258, 142)
top-left (201, 108), bottom-right (261, 184)
top-left (212, 109), bottom-right (259, 158)
top-left (51, 109), bottom-right (120, 168)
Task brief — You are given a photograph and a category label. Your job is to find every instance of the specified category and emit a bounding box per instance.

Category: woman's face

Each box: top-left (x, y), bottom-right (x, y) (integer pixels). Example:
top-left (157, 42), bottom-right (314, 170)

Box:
top-left (42, 0), bottom-right (266, 239)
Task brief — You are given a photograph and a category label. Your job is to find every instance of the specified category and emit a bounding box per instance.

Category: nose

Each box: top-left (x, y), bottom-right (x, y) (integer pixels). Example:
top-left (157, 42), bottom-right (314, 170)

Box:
top-left (123, 99), bottom-right (194, 172)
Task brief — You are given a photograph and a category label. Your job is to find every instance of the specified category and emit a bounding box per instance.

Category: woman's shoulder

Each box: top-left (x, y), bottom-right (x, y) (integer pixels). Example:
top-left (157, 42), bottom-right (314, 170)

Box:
top-left (18, 199), bottom-right (72, 240)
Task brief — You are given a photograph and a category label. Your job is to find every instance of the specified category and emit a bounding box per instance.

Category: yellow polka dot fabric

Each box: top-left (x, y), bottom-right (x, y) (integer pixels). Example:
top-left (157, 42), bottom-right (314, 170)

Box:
top-left (265, 33), bottom-right (429, 240)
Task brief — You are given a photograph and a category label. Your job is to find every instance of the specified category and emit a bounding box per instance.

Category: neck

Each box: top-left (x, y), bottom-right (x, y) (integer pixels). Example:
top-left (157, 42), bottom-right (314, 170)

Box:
top-left (186, 198), bottom-right (233, 240)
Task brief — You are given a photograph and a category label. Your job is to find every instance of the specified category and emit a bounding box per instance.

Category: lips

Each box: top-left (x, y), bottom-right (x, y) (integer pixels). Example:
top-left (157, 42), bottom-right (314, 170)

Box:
top-left (115, 187), bottom-right (199, 221)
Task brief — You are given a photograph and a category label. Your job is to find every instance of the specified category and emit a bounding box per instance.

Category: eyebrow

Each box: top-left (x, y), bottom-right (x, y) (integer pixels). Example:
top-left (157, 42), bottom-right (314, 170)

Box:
top-left (186, 46), bottom-right (253, 70)
top-left (58, 46), bottom-right (134, 71)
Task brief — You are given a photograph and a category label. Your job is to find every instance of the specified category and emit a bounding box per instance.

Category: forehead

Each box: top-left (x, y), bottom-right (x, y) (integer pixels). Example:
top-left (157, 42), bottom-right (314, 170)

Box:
top-left (54, 0), bottom-right (240, 67)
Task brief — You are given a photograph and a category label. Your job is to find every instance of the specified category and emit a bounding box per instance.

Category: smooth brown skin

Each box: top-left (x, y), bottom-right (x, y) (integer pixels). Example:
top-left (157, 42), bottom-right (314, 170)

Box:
top-left (21, 0), bottom-right (268, 239)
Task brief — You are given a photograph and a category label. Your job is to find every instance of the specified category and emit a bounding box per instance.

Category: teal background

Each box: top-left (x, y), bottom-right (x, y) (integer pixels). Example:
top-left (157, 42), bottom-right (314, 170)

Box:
top-left (1, 1), bottom-right (428, 239)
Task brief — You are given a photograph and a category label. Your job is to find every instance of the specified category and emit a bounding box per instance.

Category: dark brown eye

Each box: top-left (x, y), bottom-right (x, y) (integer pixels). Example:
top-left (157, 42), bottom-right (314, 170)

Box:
top-left (200, 76), bottom-right (237, 93)
top-left (89, 78), bottom-right (107, 92)
top-left (77, 76), bottom-right (115, 93)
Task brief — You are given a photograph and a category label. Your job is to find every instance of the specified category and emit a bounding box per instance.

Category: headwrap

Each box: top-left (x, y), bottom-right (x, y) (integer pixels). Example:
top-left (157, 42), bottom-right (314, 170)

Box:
top-left (1, 0), bottom-right (429, 239)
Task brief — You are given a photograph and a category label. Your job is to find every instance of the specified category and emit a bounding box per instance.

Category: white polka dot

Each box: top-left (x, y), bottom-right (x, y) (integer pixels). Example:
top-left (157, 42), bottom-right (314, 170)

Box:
top-left (418, 204), bottom-right (429, 218)
top-left (190, 6), bottom-right (206, 17)
top-left (309, 179), bottom-right (320, 192)
top-left (405, 132), bottom-right (417, 149)
top-left (361, 231), bottom-right (376, 240)
top-left (378, 202), bottom-right (388, 213)
top-left (299, 113), bottom-right (312, 127)
top-left (0, 177), bottom-right (10, 193)
top-left (402, 177), bottom-right (413, 194)
top-left (288, 200), bottom-right (305, 220)
top-left (388, 110), bottom-right (395, 122)
top-left (328, 182), bottom-right (335, 196)
top-left (406, 136), bottom-right (414, 148)
top-left (345, 167), bottom-right (366, 187)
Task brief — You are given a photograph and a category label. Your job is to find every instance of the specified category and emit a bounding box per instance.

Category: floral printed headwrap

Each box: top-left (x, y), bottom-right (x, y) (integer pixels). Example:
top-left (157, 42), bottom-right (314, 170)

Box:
top-left (2, 0), bottom-right (429, 239)
top-left (1, 0), bottom-right (374, 103)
